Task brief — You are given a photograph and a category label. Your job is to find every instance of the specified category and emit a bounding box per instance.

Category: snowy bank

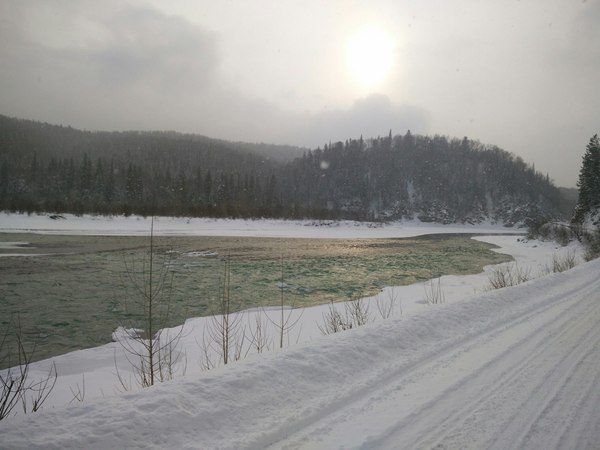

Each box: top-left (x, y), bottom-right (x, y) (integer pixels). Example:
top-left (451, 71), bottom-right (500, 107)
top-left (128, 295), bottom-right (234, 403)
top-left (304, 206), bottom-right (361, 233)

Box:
top-left (0, 212), bottom-right (523, 238)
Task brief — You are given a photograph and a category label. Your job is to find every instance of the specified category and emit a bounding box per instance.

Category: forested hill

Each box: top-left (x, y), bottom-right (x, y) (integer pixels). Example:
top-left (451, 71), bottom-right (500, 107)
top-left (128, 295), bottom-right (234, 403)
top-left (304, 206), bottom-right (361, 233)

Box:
top-left (284, 132), bottom-right (572, 225)
top-left (0, 115), bottom-right (572, 224)
top-left (0, 115), bottom-right (297, 217)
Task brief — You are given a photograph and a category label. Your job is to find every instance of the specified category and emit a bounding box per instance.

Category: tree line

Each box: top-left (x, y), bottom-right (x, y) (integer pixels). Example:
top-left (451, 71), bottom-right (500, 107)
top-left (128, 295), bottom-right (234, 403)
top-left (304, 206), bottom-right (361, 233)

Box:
top-left (0, 115), bottom-right (573, 224)
top-left (280, 131), bottom-right (569, 224)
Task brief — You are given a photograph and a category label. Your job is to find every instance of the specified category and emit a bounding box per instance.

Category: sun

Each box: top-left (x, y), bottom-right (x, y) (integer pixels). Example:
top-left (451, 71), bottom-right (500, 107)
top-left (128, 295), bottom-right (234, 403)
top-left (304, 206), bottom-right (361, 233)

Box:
top-left (345, 26), bottom-right (394, 88)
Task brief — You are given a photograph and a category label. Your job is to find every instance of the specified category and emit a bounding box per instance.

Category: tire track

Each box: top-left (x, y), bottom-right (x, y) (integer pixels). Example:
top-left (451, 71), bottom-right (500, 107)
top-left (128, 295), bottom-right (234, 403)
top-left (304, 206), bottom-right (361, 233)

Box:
top-left (377, 280), bottom-right (600, 449)
top-left (268, 272), bottom-right (600, 450)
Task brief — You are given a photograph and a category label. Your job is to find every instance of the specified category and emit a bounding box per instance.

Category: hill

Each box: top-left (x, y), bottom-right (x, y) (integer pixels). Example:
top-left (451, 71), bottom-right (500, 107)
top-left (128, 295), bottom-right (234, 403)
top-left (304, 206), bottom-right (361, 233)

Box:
top-left (0, 115), bottom-right (573, 224)
top-left (281, 132), bottom-right (571, 224)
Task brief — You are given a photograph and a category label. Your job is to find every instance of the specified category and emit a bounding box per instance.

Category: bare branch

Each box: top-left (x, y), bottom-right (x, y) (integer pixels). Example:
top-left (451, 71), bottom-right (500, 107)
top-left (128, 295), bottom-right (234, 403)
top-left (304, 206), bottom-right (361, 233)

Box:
top-left (1, 316), bottom-right (57, 419)
top-left (115, 216), bottom-right (185, 389)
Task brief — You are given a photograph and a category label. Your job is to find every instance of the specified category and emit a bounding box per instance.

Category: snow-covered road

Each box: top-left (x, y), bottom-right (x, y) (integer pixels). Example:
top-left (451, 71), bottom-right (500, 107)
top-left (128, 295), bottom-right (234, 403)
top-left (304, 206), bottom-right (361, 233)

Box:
top-left (2, 257), bottom-right (599, 449)
top-left (267, 260), bottom-right (600, 450)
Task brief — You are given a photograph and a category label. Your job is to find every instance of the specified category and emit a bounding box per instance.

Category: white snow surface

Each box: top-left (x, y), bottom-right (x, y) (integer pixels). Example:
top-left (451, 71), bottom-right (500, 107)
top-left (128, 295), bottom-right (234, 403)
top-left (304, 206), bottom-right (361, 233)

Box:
top-left (1, 214), bottom-right (598, 449)
top-left (0, 212), bottom-right (523, 238)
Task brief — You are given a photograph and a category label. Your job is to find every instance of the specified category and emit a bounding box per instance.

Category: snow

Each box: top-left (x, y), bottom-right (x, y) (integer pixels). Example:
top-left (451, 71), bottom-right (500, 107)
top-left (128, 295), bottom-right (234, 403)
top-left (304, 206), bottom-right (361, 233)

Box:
top-left (0, 212), bottom-right (523, 238)
top-left (1, 213), bottom-right (598, 449)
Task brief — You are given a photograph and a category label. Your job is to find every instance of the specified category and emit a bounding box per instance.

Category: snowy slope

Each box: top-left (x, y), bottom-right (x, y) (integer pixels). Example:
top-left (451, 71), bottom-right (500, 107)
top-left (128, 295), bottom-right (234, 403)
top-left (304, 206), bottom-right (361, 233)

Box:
top-left (1, 257), bottom-right (599, 448)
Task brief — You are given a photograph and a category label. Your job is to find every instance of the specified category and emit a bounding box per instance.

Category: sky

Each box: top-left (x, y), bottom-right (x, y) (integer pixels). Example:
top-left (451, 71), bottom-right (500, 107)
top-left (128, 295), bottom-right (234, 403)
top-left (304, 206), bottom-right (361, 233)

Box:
top-left (0, 0), bottom-right (598, 187)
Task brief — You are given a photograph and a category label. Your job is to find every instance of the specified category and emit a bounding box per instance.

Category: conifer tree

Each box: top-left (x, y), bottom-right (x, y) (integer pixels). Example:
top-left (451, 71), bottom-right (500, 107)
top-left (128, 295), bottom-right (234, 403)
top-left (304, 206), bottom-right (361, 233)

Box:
top-left (573, 134), bottom-right (600, 224)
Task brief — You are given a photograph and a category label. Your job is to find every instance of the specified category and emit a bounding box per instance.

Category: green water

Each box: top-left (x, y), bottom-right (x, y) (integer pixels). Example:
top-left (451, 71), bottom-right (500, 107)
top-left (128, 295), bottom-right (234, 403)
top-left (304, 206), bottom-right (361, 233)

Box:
top-left (0, 233), bottom-right (511, 367)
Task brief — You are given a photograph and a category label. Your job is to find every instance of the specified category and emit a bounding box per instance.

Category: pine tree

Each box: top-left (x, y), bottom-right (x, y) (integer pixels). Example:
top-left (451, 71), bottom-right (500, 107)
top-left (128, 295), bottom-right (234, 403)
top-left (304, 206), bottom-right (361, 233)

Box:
top-left (204, 170), bottom-right (213, 205)
top-left (104, 159), bottom-right (115, 204)
top-left (80, 153), bottom-right (92, 194)
top-left (573, 134), bottom-right (600, 224)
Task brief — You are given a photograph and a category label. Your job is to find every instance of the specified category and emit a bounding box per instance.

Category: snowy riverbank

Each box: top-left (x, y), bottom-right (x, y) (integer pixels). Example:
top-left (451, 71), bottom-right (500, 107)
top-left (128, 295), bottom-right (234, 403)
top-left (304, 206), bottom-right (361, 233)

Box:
top-left (0, 212), bottom-right (524, 238)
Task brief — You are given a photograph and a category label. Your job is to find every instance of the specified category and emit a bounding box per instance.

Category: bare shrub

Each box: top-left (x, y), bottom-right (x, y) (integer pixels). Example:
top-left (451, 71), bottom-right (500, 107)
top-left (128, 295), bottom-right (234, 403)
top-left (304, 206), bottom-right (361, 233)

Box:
top-left (116, 217), bottom-right (185, 389)
top-left (69, 375), bottom-right (85, 404)
top-left (376, 289), bottom-right (400, 319)
top-left (157, 337), bottom-right (187, 381)
top-left (549, 250), bottom-right (577, 273)
top-left (247, 310), bottom-right (272, 354)
top-left (318, 297), bottom-right (372, 335)
top-left (424, 277), bottom-right (445, 304)
top-left (231, 329), bottom-right (249, 363)
top-left (553, 225), bottom-right (571, 246)
top-left (583, 227), bottom-right (600, 261)
top-left (266, 257), bottom-right (303, 348)
top-left (318, 301), bottom-right (352, 335)
top-left (198, 256), bottom-right (305, 370)
top-left (196, 332), bottom-right (216, 372)
top-left (1, 317), bottom-right (57, 420)
top-left (23, 363), bottom-right (58, 414)
top-left (346, 298), bottom-right (371, 327)
top-left (203, 254), bottom-right (246, 366)
top-left (487, 263), bottom-right (532, 290)
top-left (529, 221), bottom-right (575, 246)
top-left (0, 322), bottom-right (30, 420)
top-left (570, 222), bottom-right (585, 243)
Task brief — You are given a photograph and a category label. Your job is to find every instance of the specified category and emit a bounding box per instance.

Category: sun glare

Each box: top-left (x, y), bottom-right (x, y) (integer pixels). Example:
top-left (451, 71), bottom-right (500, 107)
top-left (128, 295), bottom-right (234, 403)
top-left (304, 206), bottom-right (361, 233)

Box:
top-left (345, 26), bottom-right (394, 88)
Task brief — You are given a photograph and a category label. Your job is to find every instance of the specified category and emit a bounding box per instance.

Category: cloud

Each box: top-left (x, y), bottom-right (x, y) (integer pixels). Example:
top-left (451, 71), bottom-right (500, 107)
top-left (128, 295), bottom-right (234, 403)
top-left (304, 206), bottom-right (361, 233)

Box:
top-left (570, 1), bottom-right (600, 56)
top-left (0, 1), bottom-right (219, 127)
top-left (83, 5), bottom-right (218, 91)
top-left (0, 0), bottom-right (431, 151)
top-left (282, 94), bottom-right (431, 147)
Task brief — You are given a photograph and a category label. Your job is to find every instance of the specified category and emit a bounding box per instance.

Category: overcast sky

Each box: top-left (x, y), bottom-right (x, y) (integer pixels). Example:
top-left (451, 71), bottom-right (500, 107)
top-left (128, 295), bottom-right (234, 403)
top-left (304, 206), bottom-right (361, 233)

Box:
top-left (1, 0), bottom-right (598, 186)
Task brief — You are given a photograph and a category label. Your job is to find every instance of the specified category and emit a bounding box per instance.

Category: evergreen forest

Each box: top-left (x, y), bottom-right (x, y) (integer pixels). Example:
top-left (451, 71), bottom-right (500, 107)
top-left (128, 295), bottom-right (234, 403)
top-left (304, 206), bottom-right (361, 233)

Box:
top-left (0, 115), bottom-right (573, 225)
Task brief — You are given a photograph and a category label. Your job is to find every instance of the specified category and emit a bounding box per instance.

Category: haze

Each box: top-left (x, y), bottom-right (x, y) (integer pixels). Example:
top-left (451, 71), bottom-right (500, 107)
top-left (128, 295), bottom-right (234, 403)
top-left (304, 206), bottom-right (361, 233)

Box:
top-left (1, 0), bottom-right (598, 187)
